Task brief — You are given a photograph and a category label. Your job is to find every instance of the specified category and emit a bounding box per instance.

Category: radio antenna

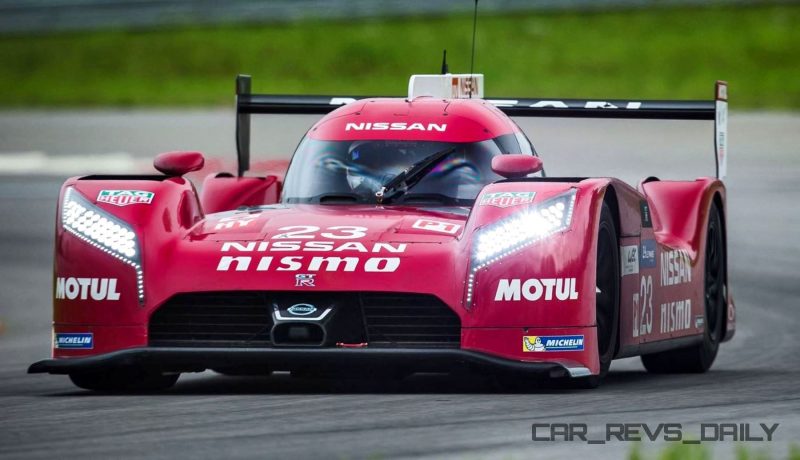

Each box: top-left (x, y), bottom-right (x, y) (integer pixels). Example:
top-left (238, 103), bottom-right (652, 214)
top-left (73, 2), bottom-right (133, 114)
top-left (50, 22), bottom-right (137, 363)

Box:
top-left (441, 49), bottom-right (449, 74)
top-left (468, 0), bottom-right (479, 97)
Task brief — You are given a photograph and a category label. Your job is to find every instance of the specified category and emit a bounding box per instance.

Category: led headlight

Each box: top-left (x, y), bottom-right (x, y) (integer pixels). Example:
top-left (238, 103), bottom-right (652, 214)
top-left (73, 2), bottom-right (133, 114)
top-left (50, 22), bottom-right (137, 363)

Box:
top-left (466, 189), bottom-right (577, 308)
top-left (61, 187), bottom-right (144, 304)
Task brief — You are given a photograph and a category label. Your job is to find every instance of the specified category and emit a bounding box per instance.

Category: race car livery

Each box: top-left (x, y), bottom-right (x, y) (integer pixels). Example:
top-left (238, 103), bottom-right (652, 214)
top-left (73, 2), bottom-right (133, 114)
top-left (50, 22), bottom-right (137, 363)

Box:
top-left (29, 74), bottom-right (735, 390)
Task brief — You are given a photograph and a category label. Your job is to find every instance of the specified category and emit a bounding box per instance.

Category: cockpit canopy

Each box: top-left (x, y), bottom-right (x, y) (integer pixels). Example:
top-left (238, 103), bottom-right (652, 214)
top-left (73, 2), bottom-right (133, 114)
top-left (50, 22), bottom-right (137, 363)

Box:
top-left (282, 132), bottom-right (536, 205)
top-left (281, 83), bottom-right (538, 206)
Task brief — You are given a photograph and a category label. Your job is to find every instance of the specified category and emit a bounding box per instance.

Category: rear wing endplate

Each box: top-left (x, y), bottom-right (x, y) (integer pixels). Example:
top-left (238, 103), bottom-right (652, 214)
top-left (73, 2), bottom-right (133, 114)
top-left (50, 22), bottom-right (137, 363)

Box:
top-left (235, 75), bottom-right (728, 179)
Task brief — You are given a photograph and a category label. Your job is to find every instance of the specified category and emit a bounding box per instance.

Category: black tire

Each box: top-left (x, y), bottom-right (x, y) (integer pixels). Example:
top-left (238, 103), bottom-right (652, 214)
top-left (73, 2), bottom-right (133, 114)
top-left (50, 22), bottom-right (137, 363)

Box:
top-left (69, 368), bottom-right (180, 392)
top-left (571, 201), bottom-right (620, 388)
top-left (641, 204), bottom-right (726, 373)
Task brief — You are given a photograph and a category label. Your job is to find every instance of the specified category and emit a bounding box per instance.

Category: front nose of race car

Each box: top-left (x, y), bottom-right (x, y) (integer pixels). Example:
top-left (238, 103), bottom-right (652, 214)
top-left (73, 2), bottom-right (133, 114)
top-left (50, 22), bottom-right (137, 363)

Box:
top-left (162, 194), bottom-right (597, 375)
top-left (144, 205), bottom-right (472, 349)
top-left (48, 182), bottom-right (600, 379)
top-left (454, 183), bottom-right (601, 377)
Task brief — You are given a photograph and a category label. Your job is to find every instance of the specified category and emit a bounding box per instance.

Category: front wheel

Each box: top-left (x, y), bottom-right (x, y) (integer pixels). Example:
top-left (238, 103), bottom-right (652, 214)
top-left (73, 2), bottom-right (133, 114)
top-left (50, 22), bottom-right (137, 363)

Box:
top-left (69, 368), bottom-right (179, 392)
top-left (571, 201), bottom-right (620, 388)
top-left (641, 204), bottom-right (726, 373)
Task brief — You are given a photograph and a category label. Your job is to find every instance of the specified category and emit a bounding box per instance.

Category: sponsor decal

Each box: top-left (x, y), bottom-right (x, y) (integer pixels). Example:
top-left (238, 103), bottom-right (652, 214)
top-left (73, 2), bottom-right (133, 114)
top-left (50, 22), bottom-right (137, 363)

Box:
top-left (632, 275), bottom-right (654, 338)
top-left (345, 122), bottom-right (446, 132)
top-left (97, 190), bottom-right (154, 207)
top-left (411, 219), bottom-right (461, 235)
top-left (453, 76), bottom-right (479, 98)
top-left (660, 249), bottom-right (692, 286)
top-left (640, 201), bottom-right (652, 228)
top-left (287, 303), bottom-right (317, 316)
top-left (55, 333), bottom-right (93, 349)
top-left (495, 278), bottom-right (579, 302)
top-left (217, 227), bottom-right (406, 273)
top-left (295, 274), bottom-right (316, 287)
top-left (272, 225), bottom-right (368, 240)
top-left (640, 239), bottom-right (657, 268)
top-left (479, 191), bottom-right (535, 208)
top-left (221, 241), bottom-right (405, 253)
top-left (488, 100), bottom-right (643, 110)
top-left (695, 315), bottom-right (705, 329)
top-left (273, 303), bottom-right (332, 321)
top-left (621, 245), bottom-right (639, 276)
top-left (217, 255), bottom-right (400, 273)
top-left (523, 335), bottom-right (584, 352)
top-left (660, 299), bottom-right (692, 333)
top-left (214, 215), bottom-right (258, 231)
top-left (55, 277), bottom-right (120, 301)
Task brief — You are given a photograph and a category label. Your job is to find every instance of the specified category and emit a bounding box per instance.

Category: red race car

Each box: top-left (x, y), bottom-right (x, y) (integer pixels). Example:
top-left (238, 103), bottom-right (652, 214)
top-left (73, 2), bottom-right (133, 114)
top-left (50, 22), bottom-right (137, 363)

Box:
top-left (29, 74), bottom-right (735, 390)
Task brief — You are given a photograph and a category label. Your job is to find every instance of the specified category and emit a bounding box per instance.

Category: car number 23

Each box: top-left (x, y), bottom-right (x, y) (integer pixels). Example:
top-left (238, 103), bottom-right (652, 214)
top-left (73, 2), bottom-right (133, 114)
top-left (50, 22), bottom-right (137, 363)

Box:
top-left (272, 225), bottom-right (368, 240)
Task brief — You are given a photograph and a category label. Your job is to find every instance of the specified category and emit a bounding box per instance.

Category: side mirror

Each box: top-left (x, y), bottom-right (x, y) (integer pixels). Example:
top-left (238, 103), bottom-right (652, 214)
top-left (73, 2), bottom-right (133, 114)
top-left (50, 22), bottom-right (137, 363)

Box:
top-left (154, 151), bottom-right (205, 176)
top-left (491, 154), bottom-right (543, 179)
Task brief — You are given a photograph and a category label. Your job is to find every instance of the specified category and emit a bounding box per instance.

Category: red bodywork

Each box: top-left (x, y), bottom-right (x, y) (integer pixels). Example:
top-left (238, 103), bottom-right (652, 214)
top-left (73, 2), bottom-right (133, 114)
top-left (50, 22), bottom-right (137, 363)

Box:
top-left (46, 95), bottom-right (734, 378)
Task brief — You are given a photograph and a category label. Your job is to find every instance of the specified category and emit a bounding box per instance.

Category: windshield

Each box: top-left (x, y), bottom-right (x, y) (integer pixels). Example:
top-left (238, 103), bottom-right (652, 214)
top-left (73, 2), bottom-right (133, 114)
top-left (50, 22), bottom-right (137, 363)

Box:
top-left (282, 138), bottom-right (507, 205)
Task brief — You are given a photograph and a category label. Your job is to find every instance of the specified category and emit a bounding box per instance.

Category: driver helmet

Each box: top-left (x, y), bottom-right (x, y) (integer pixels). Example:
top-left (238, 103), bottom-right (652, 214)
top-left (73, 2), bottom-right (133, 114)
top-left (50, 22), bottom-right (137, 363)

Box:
top-left (345, 140), bottom-right (386, 191)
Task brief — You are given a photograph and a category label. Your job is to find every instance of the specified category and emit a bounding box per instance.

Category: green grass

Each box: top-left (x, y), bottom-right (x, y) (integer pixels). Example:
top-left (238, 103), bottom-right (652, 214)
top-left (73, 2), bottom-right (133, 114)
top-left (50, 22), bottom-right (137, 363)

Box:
top-left (628, 442), bottom-right (800, 460)
top-left (0, 5), bottom-right (798, 108)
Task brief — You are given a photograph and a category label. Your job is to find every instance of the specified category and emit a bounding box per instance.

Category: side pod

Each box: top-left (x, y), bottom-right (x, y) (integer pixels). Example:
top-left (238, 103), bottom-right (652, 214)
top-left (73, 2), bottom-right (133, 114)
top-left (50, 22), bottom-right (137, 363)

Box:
top-left (641, 178), bottom-right (733, 340)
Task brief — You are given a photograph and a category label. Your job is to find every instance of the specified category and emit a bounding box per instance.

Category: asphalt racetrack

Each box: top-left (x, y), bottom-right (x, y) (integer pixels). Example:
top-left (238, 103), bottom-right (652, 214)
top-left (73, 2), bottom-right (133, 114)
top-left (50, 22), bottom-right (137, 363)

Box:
top-left (0, 111), bottom-right (798, 459)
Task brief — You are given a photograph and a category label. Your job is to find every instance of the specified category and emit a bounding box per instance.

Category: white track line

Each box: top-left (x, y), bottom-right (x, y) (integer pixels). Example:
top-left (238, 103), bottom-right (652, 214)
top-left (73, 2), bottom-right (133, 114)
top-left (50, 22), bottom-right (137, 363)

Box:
top-left (0, 151), bottom-right (152, 175)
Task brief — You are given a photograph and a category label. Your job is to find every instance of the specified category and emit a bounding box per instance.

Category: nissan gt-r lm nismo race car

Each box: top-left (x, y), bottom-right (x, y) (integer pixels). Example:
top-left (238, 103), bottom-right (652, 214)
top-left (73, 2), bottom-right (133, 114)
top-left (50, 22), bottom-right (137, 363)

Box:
top-left (29, 74), bottom-right (735, 390)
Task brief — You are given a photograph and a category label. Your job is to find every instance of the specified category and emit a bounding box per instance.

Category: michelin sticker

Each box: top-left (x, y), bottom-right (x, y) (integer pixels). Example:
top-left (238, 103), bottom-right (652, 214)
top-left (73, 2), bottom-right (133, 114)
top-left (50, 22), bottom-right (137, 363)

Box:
top-left (523, 335), bottom-right (584, 352)
top-left (55, 333), bottom-right (93, 349)
top-left (97, 190), bottom-right (154, 207)
top-left (480, 191), bottom-right (535, 208)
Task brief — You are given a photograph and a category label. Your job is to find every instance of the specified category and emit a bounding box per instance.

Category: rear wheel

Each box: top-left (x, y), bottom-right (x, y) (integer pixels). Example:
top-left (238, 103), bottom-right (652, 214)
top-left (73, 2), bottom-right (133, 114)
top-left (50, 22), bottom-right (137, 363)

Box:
top-left (641, 204), bottom-right (725, 373)
top-left (571, 201), bottom-right (620, 388)
top-left (69, 368), bottom-right (179, 392)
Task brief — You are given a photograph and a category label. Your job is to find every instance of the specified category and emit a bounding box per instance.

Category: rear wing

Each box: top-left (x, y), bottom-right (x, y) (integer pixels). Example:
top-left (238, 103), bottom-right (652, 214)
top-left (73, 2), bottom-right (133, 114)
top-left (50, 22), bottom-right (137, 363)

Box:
top-left (235, 75), bottom-right (728, 179)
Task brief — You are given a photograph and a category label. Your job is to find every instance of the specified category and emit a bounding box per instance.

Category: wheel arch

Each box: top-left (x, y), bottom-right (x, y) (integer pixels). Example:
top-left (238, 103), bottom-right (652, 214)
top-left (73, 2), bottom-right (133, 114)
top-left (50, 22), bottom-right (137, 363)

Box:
top-left (600, 184), bottom-right (622, 358)
top-left (711, 190), bottom-right (733, 341)
top-left (602, 184), bottom-right (622, 238)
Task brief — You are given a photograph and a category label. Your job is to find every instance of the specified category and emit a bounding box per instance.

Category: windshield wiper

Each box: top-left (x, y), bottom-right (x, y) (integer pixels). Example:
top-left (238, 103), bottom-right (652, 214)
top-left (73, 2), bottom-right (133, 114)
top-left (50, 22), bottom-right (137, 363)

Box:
top-left (314, 192), bottom-right (366, 204)
top-left (375, 147), bottom-right (456, 204)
